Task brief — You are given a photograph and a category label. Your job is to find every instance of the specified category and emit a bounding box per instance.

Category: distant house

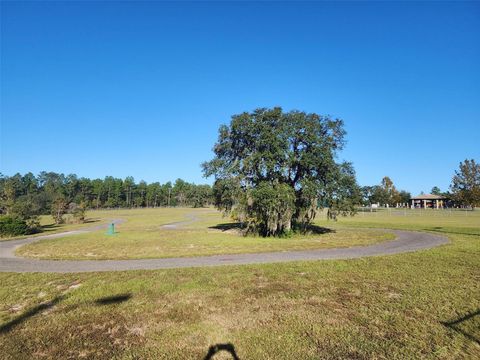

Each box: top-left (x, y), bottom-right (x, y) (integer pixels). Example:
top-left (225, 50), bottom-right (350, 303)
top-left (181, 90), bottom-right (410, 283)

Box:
top-left (410, 194), bottom-right (448, 209)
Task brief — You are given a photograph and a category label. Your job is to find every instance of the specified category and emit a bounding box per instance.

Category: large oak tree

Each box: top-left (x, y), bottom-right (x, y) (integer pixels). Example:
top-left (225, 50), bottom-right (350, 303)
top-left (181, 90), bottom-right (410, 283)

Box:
top-left (202, 107), bottom-right (360, 236)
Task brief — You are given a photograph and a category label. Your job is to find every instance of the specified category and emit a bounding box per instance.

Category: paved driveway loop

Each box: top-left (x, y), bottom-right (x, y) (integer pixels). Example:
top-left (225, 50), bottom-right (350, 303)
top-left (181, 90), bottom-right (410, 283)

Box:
top-left (0, 218), bottom-right (449, 273)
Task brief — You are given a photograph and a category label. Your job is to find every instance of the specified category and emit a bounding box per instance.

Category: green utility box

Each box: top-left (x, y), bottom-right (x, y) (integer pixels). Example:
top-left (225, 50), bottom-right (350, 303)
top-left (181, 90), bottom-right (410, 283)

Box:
top-left (106, 223), bottom-right (115, 235)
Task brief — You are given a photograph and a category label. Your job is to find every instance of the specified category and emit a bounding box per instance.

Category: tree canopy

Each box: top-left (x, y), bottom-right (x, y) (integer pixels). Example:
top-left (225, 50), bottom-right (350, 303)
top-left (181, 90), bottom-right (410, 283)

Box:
top-left (361, 177), bottom-right (410, 207)
top-left (202, 107), bottom-right (360, 236)
top-left (450, 159), bottom-right (480, 209)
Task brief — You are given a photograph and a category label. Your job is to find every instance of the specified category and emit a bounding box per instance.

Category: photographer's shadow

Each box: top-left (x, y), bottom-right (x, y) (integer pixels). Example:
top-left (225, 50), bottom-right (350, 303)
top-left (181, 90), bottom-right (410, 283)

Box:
top-left (203, 343), bottom-right (240, 360)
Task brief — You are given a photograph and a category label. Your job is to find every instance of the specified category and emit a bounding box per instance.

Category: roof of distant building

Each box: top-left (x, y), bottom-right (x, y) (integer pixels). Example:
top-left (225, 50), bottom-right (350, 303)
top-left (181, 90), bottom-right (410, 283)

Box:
top-left (410, 194), bottom-right (447, 200)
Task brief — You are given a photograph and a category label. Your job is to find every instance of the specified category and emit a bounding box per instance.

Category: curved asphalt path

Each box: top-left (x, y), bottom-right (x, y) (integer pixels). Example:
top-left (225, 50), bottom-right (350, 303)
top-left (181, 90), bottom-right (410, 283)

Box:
top-left (161, 213), bottom-right (200, 229)
top-left (0, 217), bottom-right (449, 273)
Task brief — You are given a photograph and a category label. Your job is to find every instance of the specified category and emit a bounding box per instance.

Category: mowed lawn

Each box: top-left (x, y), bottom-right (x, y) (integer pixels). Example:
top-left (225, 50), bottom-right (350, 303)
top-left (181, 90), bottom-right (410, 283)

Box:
top-left (314, 207), bottom-right (480, 236)
top-left (0, 212), bottom-right (113, 242)
top-left (0, 211), bottom-right (479, 359)
top-left (15, 208), bottom-right (393, 260)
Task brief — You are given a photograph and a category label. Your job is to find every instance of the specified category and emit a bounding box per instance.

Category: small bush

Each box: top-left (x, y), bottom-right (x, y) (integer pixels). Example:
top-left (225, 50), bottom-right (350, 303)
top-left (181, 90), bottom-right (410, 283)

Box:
top-left (71, 202), bottom-right (86, 223)
top-left (0, 216), bottom-right (30, 237)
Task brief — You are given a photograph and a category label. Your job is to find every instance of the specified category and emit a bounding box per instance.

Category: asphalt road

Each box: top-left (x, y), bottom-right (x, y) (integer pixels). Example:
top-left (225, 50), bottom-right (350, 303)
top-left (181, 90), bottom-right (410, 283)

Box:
top-left (0, 219), bottom-right (449, 273)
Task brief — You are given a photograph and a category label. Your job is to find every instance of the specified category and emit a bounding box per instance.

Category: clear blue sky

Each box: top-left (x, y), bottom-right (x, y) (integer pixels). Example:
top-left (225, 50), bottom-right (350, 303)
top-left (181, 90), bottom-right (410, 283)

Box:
top-left (1, 1), bottom-right (479, 195)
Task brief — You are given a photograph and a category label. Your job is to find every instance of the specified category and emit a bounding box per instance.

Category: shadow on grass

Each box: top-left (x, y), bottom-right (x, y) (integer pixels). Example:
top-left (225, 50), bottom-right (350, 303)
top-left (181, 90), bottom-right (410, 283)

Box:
top-left (441, 309), bottom-right (480, 344)
top-left (425, 227), bottom-right (480, 237)
top-left (209, 223), bottom-right (335, 236)
top-left (0, 292), bottom-right (133, 334)
top-left (84, 218), bottom-right (101, 224)
top-left (209, 223), bottom-right (244, 232)
top-left (0, 295), bottom-right (65, 334)
top-left (95, 293), bottom-right (132, 305)
top-left (203, 343), bottom-right (240, 360)
top-left (41, 224), bottom-right (61, 230)
top-left (302, 224), bottom-right (335, 235)
top-left (39, 218), bottom-right (101, 234)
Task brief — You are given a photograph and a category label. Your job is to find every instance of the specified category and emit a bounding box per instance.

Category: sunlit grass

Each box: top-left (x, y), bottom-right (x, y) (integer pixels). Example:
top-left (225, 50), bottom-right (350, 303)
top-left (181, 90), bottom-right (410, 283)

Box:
top-left (16, 208), bottom-right (393, 260)
top-left (315, 208), bottom-right (480, 236)
top-left (2, 208), bottom-right (479, 358)
top-left (1, 229), bottom-right (479, 359)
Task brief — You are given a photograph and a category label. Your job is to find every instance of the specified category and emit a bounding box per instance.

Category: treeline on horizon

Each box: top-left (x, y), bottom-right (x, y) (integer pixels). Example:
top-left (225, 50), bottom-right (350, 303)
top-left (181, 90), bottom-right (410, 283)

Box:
top-left (0, 172), bottom-right (424, 220)
top-left (0, 171), bottom-right (457, 216)
top-left (1, 165), bottom-right (475, 237)
top-left (0, 172), bottom-right (213, 235)
top-left (0, 171), bottom-right (408, 236)
top-left (0, 171), bottom-right (213, 210)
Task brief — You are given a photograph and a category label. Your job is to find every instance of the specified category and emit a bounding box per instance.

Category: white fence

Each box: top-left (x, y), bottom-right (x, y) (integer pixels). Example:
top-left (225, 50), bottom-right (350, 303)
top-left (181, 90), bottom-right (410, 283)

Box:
top-left (354, 207), bottom-right (475, 217)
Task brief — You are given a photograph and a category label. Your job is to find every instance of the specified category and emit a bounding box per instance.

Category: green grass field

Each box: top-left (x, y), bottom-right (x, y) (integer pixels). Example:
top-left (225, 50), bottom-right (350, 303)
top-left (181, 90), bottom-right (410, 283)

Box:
top-left (1, 209), bottom-right (479, 359)
top-left (16, 208), bottom-right (394, 260)
top-left (0, 213), bottom-right (112, 242)
top-left (315, 208), bottom-right (480, 236)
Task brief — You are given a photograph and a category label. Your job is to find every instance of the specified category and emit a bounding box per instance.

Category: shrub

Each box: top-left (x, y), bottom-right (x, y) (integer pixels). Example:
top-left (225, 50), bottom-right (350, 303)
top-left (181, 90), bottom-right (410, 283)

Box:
top-left (0, 216), bottom-right (29, 237)
top-left (72, 202), bottom-right (86, 223)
